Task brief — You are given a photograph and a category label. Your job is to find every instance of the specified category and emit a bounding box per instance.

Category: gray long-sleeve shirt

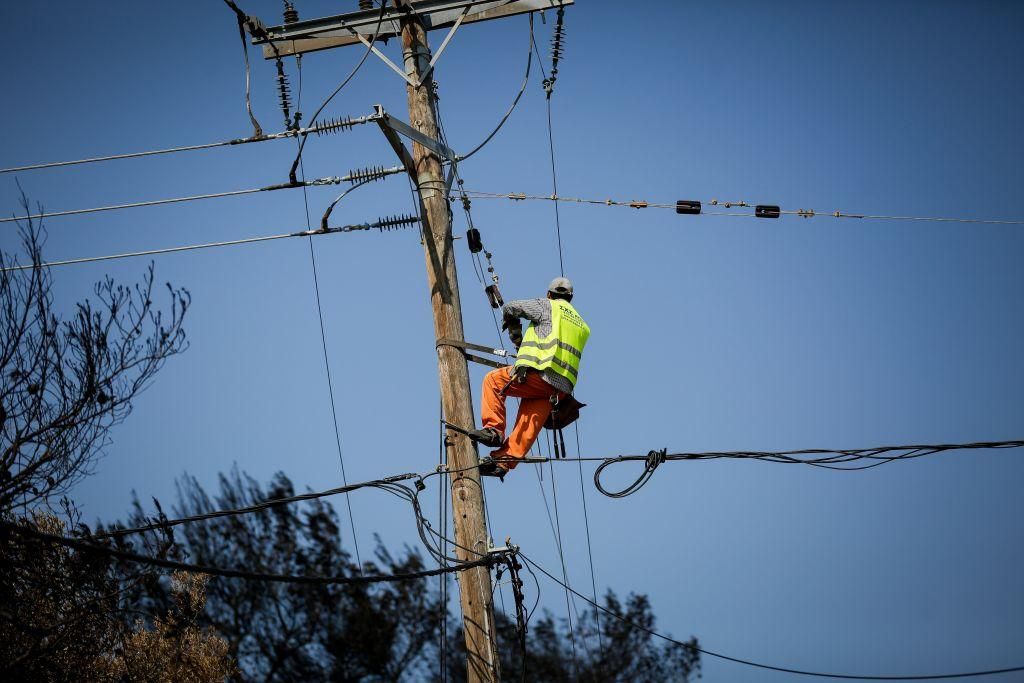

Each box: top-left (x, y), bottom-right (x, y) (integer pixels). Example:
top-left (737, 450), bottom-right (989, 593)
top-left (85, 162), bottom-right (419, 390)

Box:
top-left (503, 298), bottom-right (575, 394)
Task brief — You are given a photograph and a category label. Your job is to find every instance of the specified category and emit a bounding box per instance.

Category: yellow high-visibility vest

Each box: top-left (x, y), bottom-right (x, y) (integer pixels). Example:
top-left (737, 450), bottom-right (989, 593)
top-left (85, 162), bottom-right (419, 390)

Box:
top-left (514, 299), bottom-right (590, 390)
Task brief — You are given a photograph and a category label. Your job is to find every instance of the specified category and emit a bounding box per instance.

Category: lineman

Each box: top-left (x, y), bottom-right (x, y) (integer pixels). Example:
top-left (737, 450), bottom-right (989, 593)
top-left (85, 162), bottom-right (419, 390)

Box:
top-left (469, 277), bottom-right (590, 477)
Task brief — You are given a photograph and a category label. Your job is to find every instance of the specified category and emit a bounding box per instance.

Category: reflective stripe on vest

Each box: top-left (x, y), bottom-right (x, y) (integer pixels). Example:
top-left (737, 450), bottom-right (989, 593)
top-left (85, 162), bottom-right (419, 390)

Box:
top-left (514, 299), bottom-right (590, 388)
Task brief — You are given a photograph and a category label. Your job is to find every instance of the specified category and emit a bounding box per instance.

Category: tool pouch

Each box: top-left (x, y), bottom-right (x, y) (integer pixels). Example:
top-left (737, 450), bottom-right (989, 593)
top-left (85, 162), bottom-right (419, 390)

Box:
top-left (545, 394), bottom-right (586, 430)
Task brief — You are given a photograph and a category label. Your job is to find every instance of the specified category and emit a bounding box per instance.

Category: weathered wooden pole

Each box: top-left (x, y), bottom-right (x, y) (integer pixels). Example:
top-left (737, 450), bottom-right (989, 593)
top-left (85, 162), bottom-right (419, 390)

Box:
top-left (399, 10), bottom-right (501, 683)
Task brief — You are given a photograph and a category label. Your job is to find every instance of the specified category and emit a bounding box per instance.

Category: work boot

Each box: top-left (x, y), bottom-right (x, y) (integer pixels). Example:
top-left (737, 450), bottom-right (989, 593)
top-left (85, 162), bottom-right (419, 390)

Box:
top-left (467, 427), bottom-right (503, 448)
top-left (478, 457), bottom-right (508, 481)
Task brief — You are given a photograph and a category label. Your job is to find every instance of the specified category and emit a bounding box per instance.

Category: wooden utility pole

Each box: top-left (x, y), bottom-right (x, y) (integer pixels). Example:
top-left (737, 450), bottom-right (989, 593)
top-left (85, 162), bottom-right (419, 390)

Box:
top-left (399, 13), bottom-right (501, 683)
top-left (252, 3), bottom-right (572, 679)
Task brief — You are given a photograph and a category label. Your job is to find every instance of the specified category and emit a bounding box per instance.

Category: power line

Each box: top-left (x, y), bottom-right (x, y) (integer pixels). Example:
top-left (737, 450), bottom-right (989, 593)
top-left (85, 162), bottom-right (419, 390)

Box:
top-left (2, 519), bottom-right (503, 586)
top-left (457, 13), bottom-right (534, 162)
top-left (94, 471), bottom-right (422, 540)
top-left (519, 552), bottom-right (1024, 681)
top-left (0, 169), bottom-right (402, 224)
top-left (477, 439), bottom-right (1024, 498)
top-left (0, 215), bottom-right (419, 273)
top-left (458, 191), bottom-right (1024, 226)
top-left (0, 116), bottom-right (373, 176)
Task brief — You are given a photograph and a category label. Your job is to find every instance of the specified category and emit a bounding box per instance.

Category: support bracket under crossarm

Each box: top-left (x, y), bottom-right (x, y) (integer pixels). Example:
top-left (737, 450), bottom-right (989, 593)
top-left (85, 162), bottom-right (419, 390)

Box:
top-left (373, 105), bottom-right (459, 195)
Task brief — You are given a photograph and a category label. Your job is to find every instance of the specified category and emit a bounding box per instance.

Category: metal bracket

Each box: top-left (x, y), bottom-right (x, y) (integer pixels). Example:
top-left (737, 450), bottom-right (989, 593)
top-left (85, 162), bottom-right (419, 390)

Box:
top-left (372, 105), bottom-right (460, 196)
top-left (354, 32), bottom-right (420, 88)
top-left (416, 5), bottom-right (470, 87)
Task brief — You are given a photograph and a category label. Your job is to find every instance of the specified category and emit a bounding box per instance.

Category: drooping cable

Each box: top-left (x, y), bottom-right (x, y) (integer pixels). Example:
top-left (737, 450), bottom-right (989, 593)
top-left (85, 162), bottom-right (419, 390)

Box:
top-left (222, 0), bottom-right (264, 138)
top-left (2, 520), bottom-right (501, 586)
top-left (520, 552), bottom-right (1024, 681)
top-left (530, 20), bottom-right (565, 276)
top-left (573, 422), bottom-right (604, 655)
top-left (546, 453), bottom-right (581, 675)
top-left (457, 14), bottom-right (535, 162)
top-left (293, 55), bottom-right (366, 574)
top-left (287, 0), bottom-right (389, 184)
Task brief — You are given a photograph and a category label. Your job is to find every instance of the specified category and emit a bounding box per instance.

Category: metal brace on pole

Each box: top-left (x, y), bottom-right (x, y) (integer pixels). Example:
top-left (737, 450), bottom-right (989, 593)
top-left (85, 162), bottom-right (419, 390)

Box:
top-left (373, 105), bottom-right (459, 196)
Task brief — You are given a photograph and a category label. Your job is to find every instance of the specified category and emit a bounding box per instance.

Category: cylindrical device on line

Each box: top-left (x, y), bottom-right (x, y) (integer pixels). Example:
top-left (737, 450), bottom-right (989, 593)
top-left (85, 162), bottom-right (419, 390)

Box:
top-left (676, 200), bottom-right (701, 215)
top-left (466, 228), bottom-right (483, 253)
top-left (485, 284), bottom-right (504, 309)
top-left (755, 205), bottom-right (781, 219)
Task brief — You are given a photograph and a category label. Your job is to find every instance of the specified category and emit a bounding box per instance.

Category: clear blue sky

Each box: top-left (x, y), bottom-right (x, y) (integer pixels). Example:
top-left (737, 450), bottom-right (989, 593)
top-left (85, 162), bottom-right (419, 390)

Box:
top-left (3, 1), bottom-right (1023, 680)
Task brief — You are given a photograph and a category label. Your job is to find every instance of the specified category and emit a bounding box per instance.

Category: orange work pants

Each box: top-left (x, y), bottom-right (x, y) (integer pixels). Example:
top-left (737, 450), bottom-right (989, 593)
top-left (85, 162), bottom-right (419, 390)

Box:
top-left (480, 367), bottom-right (565, 469)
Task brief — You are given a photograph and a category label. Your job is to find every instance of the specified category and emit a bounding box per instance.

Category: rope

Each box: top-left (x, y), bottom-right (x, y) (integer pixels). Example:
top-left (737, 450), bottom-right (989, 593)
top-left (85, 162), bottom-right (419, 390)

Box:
top-left (2, 520), bottom-right (500, 586)
top-left (519, 552), bottom-right (1024, 681)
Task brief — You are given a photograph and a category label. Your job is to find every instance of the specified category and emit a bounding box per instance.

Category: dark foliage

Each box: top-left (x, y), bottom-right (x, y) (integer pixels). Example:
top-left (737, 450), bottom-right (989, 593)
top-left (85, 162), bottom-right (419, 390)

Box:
top-left (0, 196), bottom-right (189, 511)
top-left (448, 590), bottom-right (701, 682)
top-left (122, 468), bottom-right (447, 682)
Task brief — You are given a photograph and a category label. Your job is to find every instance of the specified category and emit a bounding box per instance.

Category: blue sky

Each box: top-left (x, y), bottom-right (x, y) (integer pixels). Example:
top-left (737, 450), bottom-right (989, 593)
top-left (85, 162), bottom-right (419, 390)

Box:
top-left (2, 1), bottom-right (1023, 680)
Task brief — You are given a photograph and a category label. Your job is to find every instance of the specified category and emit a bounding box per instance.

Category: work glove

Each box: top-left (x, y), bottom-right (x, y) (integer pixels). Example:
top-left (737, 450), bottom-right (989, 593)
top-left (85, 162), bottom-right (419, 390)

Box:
top-left (508, 327), bottom-right (523, 349)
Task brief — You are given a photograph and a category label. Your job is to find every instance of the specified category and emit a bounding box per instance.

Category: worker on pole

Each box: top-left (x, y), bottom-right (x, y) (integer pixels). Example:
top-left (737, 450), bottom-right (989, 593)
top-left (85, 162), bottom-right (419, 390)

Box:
top-left (469, 277), bottom-right (590, 477)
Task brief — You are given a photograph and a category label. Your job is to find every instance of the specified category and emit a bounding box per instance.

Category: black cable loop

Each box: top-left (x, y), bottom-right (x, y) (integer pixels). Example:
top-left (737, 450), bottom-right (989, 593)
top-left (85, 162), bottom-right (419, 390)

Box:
top-left (593, 448), bottom-right (668, 498)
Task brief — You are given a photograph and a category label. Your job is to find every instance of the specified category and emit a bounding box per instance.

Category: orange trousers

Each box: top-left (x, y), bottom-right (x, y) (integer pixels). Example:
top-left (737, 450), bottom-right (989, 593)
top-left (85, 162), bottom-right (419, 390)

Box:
top-left (480, 367), bottom-right (565, 469)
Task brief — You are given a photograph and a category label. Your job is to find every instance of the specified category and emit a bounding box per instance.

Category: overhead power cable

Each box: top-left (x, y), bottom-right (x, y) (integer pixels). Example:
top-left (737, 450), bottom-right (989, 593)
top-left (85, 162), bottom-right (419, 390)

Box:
top-left (457, 13), bottom-right (534, 162)
top-left (458, 191), bottom-right (1024, 226)
top-left (1, 166), bottom-right (401, 224)
top-left (0, 116), bottom-right (372, 176)
top-left (0, 214), bottom-right (420, 273)
top-left (2, 520), bottom-right (503, 586)
top-left (520, 552), bottom-right (1024, 681)
top-left (287, 0), bottom-right (389, 183)
top-left (94, 472), bottom-right (422, 540)
top-left (478, 439), bottom-right (1024, 499)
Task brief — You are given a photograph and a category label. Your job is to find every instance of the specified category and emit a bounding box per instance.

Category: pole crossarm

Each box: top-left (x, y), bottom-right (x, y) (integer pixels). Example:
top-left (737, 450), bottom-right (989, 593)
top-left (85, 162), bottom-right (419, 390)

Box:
top-left (252, 0), bottom-right (573, 58)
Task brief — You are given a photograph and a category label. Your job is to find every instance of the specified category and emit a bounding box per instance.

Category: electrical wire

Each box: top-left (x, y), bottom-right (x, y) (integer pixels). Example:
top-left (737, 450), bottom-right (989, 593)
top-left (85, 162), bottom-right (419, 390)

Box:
top-left (94, 472), bottom-right (421, 540)
top-left (457, 14), bottom-right (535, 162)
top-left (1, 520), bottom-right (501, 586)
top-left (293, 54), bottom-right (366, 574)
top-left (0, 177), bottom-right (345, 224)
top-left (0, 218), bottom-right (418, 273)
top-left (0, 117), bottom-right (373, 176)
top-left (519, 552), bottom-right (1024, 681)
top-left (531, 22), bottom-right (565, 276)
top-left (457, 191), bottom-right (1024, 226)
top-left (287, 0), bottom-right (389, 184)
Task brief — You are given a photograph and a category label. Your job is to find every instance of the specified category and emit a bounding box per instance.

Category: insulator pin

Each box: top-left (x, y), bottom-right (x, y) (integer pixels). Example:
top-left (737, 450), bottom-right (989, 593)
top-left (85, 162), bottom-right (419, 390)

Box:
top-left (313, 115), bottom-right (357, 136)
top-left (373, 214), bottom-right (419, 231)
top-left (676, 200), bottom-right (701, 215)
top-left (282, 1), bottom-right (299, 24)
top-left (755, 205), bottom-right (781, 219)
